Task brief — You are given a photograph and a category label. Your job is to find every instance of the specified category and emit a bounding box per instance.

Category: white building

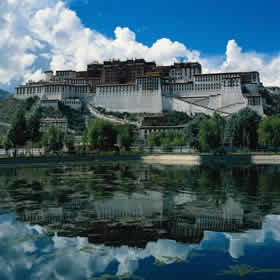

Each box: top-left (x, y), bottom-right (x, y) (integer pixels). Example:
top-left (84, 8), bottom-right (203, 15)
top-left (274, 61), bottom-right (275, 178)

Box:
top-left (15, 71), bottom-right (89, 102)
top-left (92, 70), bottom-right (264, 116)
top-left (14, 63), bottom-right (265, 117)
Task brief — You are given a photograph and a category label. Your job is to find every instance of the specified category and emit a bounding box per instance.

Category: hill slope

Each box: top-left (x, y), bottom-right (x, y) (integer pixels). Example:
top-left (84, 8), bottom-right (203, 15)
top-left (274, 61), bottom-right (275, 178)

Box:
top-left (0, 89), bottom-right (11, 99)
top-left (0, 97), bottom-right (25, 124)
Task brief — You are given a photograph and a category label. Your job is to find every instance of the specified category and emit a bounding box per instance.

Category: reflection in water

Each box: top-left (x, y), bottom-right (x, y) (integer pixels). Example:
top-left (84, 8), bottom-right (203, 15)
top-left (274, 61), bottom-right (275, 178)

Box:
top-left (0, 163), bottom-right (280, 279)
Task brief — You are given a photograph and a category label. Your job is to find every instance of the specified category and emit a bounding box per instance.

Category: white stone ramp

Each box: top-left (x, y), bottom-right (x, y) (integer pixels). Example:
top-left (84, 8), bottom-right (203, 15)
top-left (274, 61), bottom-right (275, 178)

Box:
top-left (87, 104), bottom-right (140, 127)
top-left (163, 96), bottom-right (231, 117)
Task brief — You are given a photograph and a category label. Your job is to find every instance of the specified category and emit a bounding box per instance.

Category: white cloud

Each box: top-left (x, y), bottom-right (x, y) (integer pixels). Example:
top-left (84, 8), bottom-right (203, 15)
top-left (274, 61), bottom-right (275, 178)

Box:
top-left (0, 0), bottom-right (280, 92)
top-left (222, 215), bottom-right (280, 259)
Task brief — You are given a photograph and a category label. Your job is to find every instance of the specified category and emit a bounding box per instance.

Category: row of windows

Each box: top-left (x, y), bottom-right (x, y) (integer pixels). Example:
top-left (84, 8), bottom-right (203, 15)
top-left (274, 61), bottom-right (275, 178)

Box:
top-left (16, 87), bottom-right (42, 94)
top-left (248, 97), bottom-right (261, 105)
top-left (98, 86), bottom-right (137, 93)
top-left (97, 91), bottom-right (160, 97)
top-left (195, 74), bottom-right (240, 82)
top-left (223, 80), bottom-right (240, 87)
top-left (65, 79), bottom-right (87, 85)
top-left (163, 83), bottom-right (221, 92)
top-left (44, 86), bottom-right (88, 94)
top-left (16, 85), bottom-right (88, 95)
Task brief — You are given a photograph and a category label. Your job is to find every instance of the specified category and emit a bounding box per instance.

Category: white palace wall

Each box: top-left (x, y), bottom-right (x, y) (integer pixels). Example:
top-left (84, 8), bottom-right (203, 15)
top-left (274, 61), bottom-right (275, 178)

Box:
top-left (93, 88), bottom-right (163, 113)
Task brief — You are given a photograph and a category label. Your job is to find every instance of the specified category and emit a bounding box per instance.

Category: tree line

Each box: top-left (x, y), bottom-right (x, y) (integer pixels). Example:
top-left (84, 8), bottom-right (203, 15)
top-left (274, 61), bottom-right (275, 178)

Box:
top-left (148, 108), bottom-right (280, 152)
top-left (0, 114), bottom-right (135, 154)
top-left (2, 101), bottom-right (280, 154)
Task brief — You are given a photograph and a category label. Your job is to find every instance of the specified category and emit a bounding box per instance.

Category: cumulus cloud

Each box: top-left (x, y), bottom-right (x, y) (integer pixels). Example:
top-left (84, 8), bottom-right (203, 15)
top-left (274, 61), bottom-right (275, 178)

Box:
top-left (219, 40), bottom-right (280, 86)
top-left (1, 0), bottom-right (280, 92)
top-left (222, 215), bottom-right (280, 259)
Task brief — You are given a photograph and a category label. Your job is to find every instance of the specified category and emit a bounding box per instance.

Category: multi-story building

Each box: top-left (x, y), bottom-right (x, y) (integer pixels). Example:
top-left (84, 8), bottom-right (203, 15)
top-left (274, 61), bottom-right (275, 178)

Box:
top-left (93, 69), bottom-right (264, 115)
top-left (14, 59), bottom-right (266, 116)
top-left (101, 59), bottom-right (156, 84)
top-left (15, 74), bottom-right (89, 101)
top-left (168, 62), bottom-right (202, 82)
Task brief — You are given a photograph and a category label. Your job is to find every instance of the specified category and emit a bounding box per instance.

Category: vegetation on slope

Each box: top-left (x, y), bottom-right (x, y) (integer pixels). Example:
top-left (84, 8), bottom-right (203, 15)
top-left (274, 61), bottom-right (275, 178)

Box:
top-left (0, 97), bottom-right (26, 124)
top-left (0, 89), bottom-right (11, 99)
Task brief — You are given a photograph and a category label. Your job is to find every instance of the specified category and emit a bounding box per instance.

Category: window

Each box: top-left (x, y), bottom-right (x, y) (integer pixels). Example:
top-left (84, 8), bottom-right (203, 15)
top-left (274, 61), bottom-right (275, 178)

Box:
top-left (248, 96), bottom-right (260, 105)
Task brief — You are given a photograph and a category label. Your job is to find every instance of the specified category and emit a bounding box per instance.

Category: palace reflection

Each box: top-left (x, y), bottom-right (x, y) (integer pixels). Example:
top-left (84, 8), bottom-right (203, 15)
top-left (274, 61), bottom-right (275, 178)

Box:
top-left (1, 162), bottom-right (279, 249)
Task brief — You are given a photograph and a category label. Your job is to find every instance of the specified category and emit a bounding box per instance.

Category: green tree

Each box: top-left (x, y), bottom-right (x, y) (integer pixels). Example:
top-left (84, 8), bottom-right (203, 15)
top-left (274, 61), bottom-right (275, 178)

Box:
top-left (116, 124), bottom-right (135, 151)
top-left (27, 110), bottom-right (41, 143)
top-left (3, 135), bottom-right (12, 151)
top-left (226, 108), bottom-right (261, 149)
top-left (172, 134), bottom-right (184, 146)
top-left (64, 135), bottom-right (75, 152)
top-left (81, 130), bottom-right (88, 153)
top-left (7, 109), bottom-right (27, 147)
top-left (198, 113), bottom-right (225, 152)
top-left (147, 132), bottom-right (161, 148)
top-left (41, 125), bottom-right (64, 153)
top-left (224, 113), bottom-right (239, 146)
top-left (183, 113), bottom-right (209, 150)
top-left (258, 116), bottom-right (280, 147)
top-left (88, 119), bottom-right (117, 151)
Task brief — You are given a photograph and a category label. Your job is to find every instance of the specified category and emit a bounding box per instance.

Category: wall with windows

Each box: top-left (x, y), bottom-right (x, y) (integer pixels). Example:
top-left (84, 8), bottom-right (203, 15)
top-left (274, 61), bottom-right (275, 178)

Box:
top-left (246, 96), bottom-right (264, 115)
top-left (15, 84), bottom-right (89, 100)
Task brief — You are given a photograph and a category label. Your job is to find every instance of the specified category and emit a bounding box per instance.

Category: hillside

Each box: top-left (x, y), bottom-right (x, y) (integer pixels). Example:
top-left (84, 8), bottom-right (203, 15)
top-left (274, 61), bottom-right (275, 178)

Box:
top-left (0, 89), bottom-right (11, 99)
top-left (0, 96), bottom-right (25, 124)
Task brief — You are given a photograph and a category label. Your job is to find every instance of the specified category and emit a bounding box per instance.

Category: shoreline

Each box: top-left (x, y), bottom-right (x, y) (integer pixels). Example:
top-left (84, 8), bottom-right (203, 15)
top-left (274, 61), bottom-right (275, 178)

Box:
top-left (1, 154), bottom-right (280, 167)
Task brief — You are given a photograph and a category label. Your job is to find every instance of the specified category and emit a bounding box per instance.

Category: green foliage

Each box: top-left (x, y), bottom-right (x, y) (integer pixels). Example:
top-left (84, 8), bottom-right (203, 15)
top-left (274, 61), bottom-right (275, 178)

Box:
top-left (144, 111), bottom-right (191, 126)
top-left (225, 108), bottom-right (261, 149)
top-left (26, 110), bottom-right (41, 143)
top-left (198, 113), bottom-right (225, 152)
top-left (41, 125), bottom-right (64, 153)
top-left (59, 102), bottom-right (86, 134)
top-left (7, 109), bottom-right (27, 147)
top-left (88, 119), bottom-right (117, 151)
top-left (2, 135), bottom-right (12, 150)
top-left (162, 111), bottom-right (191, 126)
top-left (23, 97), bottom-right (38, 111)
top-left (263, 91), bottom-right (280, 115)
top-left (147, 132), bottom-right (161, 148)
top-left (147, 130), bottom-right (184, 148)
top-left (258, 116), bottom-right (280, 147)
top-left (116, 124), bottom-right (135, 151)
top-left (0, 97), bottom-right (25, 124)
top-left (64, 135), bottom-right (75, 152)
top-left (81, 130), bottom-right (88, 153)
top-left (183, 113), bottom-right (209, 150)
top-left (0, 89), bottom-right (10, 99)
top-left (0, 136), bottom-right (4, 148)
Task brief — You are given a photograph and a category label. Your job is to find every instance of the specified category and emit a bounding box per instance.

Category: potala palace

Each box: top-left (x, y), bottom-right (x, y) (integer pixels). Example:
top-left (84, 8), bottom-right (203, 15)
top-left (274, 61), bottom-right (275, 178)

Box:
top-left (14, 59), bottom-right (265, 116)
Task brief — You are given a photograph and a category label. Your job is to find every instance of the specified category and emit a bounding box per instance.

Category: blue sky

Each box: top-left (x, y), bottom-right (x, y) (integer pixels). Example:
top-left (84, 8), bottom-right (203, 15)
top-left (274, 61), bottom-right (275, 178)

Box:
top-left (1, 0), bottom-right (280, 91)
top-left (71, 0), bottom-right (280, 56)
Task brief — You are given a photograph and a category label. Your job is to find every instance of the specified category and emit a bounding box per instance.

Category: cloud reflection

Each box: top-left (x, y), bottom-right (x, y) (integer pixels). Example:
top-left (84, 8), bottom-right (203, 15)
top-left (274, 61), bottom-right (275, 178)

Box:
top-left (1, 214), bottom-right (280, 279)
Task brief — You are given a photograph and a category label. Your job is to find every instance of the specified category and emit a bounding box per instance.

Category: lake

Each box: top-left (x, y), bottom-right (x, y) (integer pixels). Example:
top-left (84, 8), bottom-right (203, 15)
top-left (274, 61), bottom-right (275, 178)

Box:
top-left (0, 161), bottom-right (280, 279)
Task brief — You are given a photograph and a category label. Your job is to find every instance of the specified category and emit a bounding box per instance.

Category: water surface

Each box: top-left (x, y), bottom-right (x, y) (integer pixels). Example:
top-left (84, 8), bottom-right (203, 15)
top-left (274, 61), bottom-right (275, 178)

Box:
top-left (0, 162), bottom-right (280, 279)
